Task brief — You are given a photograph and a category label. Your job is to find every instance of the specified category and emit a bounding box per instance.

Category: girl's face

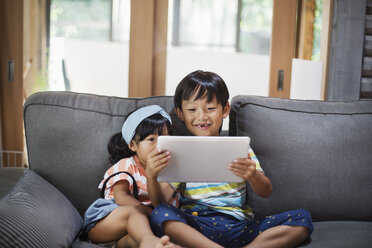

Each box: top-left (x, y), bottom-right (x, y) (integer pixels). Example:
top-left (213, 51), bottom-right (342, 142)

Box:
top-left (129, 125), bottom-right (169, 167)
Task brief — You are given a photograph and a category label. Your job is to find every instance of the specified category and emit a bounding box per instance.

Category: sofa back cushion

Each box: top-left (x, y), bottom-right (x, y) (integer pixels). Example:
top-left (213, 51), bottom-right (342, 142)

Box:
top-left (229, 95), bottom-right (372, 222)
top-left (24, 92), bottom-right (190, 215)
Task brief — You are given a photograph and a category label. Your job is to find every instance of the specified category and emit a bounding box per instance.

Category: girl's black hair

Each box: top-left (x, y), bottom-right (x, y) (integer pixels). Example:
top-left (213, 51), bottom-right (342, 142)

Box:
top-left (107, 113), bottom-right (172, 164)
top-left (174, 70), bottom-right (229, 110)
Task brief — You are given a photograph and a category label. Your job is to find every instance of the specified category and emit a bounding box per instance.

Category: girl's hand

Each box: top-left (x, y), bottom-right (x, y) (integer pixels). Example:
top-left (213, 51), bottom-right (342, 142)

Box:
top-left (146, 148), bottom-right (171, 180)
top-left (146, 149), bottom-right (176, 206)
top-left (228, 154), bottom-right (257, 181)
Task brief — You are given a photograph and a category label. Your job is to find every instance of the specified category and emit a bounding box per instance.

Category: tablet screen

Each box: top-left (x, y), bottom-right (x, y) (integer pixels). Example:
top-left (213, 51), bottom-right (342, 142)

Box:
top-left (156, 136), bottom-right (251, 182)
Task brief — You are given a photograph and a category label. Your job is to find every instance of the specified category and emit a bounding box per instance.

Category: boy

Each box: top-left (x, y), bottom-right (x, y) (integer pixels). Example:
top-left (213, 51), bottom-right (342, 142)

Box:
top-left (147, 70), bottom-right (313, 248)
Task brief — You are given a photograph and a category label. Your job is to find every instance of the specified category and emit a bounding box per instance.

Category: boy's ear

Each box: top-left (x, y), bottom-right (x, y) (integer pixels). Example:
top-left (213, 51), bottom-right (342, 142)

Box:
top-left (223, 101), bottom-right (231, 119)
top-left (175, 107), bottom-right (185, 122)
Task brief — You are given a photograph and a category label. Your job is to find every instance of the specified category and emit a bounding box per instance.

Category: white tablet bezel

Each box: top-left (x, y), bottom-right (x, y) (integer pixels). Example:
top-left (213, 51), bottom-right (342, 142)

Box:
top-left (156, 136), bottom-right (251, 182)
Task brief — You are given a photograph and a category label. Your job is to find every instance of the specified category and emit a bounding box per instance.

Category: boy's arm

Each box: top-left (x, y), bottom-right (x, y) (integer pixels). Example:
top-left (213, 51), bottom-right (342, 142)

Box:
top-left (246, 170), bottom-right (272, 198)
top-left (228, 156), bottom-right (272, 197)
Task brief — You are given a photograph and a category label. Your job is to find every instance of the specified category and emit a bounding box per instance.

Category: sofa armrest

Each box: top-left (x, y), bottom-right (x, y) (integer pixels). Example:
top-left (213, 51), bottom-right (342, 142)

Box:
top-left (0, 169), bottom-right (83, 247)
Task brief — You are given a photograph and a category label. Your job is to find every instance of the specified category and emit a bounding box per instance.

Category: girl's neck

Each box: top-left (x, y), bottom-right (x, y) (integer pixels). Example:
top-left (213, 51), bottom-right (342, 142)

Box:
top-left (133, 155), bottom-right (146, 170)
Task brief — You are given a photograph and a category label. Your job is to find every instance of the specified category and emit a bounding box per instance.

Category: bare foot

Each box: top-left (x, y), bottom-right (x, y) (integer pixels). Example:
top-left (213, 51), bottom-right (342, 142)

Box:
top-left (139, 235), bottom-right (181, 248)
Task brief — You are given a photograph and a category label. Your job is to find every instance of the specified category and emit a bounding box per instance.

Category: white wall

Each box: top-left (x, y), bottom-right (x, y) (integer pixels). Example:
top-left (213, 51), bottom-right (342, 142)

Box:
top-left (50, 39), bottom-right (324, 103)
top-left (166, 47), bottom-right (270, 99)
top-left (290, 58), bottom-right (323, 100)
top-left (50, 38), bottom-right (270, 100)
top-left (52, 38), bottom-right (130, 97)
top-left (49, 39), bottom-right (324, 130)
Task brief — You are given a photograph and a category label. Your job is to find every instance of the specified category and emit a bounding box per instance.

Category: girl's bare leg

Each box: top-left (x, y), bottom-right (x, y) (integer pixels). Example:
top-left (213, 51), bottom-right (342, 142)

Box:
top-left (116, 234), bottom-right (176, 248)
top-left (88, 205), bottom-right (177, 248)
top-left (163, 220), bottom-right (223, 248)
top-left (88, 206), bottom-right (132, 243)
top-left (244, 225), bottom-right (308, 248)
top-left (116, 234), bottom-right (137, 248)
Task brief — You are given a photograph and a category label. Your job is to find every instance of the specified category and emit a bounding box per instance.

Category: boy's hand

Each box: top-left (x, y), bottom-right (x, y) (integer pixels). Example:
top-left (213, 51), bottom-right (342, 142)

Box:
top-left (146, 148), bottom-right (171, 180)
top-left (229, 153), bottom-right (273, 197)
top-left (228, 154), bottom-right (257, 181)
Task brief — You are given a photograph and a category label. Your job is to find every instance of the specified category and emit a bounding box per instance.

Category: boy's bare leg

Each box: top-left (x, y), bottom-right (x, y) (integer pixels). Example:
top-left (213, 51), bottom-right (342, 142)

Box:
top-left (163, 220), bottom-right (223, 248)
top-left (244, 225), bottom-right (308, 248)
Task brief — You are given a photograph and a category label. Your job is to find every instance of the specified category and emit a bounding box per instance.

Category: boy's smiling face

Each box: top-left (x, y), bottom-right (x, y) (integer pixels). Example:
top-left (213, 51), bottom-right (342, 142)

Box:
top-left (176, 92), bottom-right (230, 136)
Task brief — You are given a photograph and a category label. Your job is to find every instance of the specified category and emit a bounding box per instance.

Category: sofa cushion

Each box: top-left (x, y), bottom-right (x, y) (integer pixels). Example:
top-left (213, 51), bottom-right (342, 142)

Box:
top-left (0, 169), bottom-right (82, 247)
top-left (0, 167), bottom-right (25, 199)
top-left (23, 92), bottom-right (190, 215)
top-left (71, 238), bottom-right (108, 248)
top-left (299, 221), bottom-right (372, 248)
top-left (229, 95), bottom-right (372, 221)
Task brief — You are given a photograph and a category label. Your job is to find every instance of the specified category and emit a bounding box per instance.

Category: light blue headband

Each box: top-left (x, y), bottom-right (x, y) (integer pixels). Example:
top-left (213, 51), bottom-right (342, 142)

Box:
top-left (121, 105), bottom-right (172, 144)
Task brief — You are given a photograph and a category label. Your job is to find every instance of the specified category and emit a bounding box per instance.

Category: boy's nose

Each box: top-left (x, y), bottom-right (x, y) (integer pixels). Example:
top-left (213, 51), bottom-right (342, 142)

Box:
top-left (197, 110), bottom-right (208, 120)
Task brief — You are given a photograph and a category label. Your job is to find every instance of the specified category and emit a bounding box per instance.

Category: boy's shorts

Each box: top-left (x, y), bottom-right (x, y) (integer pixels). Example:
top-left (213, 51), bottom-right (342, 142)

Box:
top-left (150, 204), bottom-right (313, 248)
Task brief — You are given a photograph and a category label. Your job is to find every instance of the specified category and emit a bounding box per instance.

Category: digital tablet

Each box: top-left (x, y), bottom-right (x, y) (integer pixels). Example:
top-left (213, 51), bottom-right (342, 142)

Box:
top-left (156, 136), bottom-right (251, 182)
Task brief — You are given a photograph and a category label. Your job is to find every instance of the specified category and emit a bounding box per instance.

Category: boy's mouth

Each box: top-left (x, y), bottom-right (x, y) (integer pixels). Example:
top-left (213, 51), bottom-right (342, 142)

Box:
top-left (195, 123), bottom-right (211, 129)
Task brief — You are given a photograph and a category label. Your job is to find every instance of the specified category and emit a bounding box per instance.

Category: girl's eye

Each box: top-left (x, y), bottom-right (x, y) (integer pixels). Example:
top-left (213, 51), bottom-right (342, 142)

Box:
top-left (208, 107), bottom-right (217, 110)
top-left (148, 137), bottom-right (155, 141)
top-left (187, 108), bottom-right (196, 112)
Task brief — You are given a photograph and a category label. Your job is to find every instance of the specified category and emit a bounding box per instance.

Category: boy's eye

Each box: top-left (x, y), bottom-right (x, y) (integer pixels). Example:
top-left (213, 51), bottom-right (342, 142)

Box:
top-left (207, 107), bottom-right (216, 110)
top-left (187, 108), bottom-right (196, 112)
top-left (148, 137), bottom-right (155, 141)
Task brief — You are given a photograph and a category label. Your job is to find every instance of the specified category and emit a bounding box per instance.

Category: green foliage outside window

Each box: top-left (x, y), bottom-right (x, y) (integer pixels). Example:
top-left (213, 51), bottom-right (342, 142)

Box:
top-left (240, 0), bottom-right (273, 54)
top-left (312, 0), bottom-right (323, 61)
top-left (51, 0), bottom-right (111, 40)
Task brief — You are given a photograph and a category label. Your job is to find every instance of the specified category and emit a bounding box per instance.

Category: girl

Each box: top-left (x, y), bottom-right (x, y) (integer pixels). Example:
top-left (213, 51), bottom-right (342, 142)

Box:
top-left (82, 105), bottom-right (178, 248)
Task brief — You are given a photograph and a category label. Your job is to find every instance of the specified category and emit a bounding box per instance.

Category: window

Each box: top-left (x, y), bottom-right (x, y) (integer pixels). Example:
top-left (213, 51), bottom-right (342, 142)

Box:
top-left (49, 0), bottom-right (130, 97)
top-left (51, 0), bottom-right (111, 41)
top-left (239, 0), bottom-right (272, 54)
top-left (170, 0), bottom-right (272, 55)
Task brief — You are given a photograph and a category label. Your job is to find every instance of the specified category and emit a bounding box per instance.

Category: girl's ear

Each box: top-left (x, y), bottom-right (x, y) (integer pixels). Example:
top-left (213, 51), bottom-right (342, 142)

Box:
top-left (128, 140), bottom-right (137, 152)
top-left (223, 101), bottom-right (231, 119)
top-left (175, 107), bottom-right (185, 122)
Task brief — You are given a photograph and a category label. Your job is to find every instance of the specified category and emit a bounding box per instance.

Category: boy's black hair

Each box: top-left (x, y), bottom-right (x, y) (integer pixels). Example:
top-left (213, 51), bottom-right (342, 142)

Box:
top-left (174, 70), bottom-right (229, 110)
top-left (107, 113), bottom-right (172, 164)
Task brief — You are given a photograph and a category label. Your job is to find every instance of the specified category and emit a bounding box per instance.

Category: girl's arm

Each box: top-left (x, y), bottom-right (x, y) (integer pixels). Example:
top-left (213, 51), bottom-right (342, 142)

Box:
top-left (146, 148), bottom-right (176, 206)
top-left (147, 178), bottom-right (175, 206)
top-left (113, 180), bottom-right (153, 215)
top-left (113, 180), bottom-right (141, 206)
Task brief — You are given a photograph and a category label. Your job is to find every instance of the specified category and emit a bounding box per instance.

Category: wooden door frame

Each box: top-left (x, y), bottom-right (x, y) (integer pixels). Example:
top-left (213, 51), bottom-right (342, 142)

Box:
top-left (269, 0), bottom-right (334, 100)
top-left (268, 0), bottom-right (298, 98)
top-left (128, 0), bottom-right (168, 97)
top-left (0, 0), bottom-right (24, 159)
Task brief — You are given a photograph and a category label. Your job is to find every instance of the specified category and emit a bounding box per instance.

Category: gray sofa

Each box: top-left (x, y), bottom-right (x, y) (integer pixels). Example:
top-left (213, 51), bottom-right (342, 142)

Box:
top-left (0, 91), bottom-right (371, 247)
